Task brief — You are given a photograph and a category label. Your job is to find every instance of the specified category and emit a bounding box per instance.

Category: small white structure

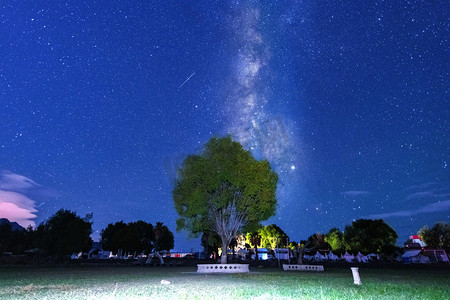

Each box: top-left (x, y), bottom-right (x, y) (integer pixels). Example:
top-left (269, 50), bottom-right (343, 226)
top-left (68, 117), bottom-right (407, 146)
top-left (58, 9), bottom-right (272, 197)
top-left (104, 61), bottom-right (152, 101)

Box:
top-left (197, 264), bottom-right (249, 273)
top-left (283, 264), bottom-right (324, 271)
top-left (351, 267), bottom-right (362, 285)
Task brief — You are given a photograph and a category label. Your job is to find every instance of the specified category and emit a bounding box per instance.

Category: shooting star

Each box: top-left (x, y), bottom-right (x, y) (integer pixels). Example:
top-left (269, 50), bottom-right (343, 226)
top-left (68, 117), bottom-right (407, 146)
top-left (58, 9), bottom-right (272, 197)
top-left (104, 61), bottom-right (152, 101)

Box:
top-left (179, 72), bottom-right (196, 88)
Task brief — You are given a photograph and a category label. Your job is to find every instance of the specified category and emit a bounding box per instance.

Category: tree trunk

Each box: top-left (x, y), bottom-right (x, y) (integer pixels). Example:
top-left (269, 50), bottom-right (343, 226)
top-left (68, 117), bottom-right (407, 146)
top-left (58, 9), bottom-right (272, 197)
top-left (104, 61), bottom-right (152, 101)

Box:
top-left (297, 247), bottom-right (304, 264)
top-left (221, 240), bottom-right (228, 264)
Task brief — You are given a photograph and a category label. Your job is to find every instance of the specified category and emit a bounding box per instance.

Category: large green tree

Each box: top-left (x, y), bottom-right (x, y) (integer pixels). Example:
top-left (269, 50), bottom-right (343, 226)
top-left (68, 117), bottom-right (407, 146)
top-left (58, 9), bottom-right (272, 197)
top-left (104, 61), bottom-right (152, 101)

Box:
top-left (37, 209), bottom-right (93, 257)
top-left (173, 136), bottom-right (278, 263)
top-left (418, 222), bottom-right (450, 251)
top-left (344, 219), bottom-right (397, 253)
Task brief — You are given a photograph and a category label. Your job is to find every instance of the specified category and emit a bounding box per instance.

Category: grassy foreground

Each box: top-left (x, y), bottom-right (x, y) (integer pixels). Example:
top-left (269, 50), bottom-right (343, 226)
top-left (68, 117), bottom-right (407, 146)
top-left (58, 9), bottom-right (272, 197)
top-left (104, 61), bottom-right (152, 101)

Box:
top-left (0, 264), bottom-right (449, 299)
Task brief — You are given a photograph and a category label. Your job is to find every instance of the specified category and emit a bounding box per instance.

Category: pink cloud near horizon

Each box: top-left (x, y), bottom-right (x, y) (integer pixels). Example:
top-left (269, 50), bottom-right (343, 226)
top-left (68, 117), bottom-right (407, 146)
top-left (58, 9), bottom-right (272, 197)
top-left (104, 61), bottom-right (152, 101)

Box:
top-left (0, 171), bottom-right (40, 228)
top-left (0, 190), bottom-right (37, 227)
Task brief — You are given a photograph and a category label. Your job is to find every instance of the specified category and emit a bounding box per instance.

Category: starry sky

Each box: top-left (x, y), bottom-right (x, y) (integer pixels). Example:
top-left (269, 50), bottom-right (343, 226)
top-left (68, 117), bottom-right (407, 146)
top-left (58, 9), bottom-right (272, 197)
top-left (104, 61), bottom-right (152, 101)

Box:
top-left (1, 1), bottom-right (448, 249)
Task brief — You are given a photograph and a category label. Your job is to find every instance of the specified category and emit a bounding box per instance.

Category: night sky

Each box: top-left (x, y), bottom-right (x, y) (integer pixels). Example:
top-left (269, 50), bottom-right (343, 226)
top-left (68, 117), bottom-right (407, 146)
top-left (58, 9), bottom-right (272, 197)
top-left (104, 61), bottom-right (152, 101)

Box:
top-left (1, 1), bottom-right (448, 249)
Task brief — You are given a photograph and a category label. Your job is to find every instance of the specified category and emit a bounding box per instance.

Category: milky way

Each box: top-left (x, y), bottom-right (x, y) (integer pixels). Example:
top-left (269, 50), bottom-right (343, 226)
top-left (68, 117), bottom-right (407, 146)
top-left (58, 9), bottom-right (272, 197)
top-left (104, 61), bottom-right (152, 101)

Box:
top-left (226, 4), bottom-right (298, 178)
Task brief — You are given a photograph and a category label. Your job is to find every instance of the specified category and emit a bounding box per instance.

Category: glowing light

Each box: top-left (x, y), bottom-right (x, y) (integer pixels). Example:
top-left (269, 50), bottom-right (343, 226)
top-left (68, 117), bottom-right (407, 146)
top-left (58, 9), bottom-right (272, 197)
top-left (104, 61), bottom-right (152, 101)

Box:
top-left (291, 165), bottom-right (295, 170)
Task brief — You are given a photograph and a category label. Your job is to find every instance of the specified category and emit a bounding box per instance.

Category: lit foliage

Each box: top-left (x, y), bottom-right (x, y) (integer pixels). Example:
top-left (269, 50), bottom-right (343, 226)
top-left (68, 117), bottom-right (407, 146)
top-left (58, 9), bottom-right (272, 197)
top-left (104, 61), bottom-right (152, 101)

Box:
top-left (418, 221), bottom-right (450, 251)
top-left (324, 228), bottom-right (345, 250)
top-left (36, 209), bottom-right (93, 256)
top-left (246, 224), bottom-right (289, 249)
top-left (173, 136), bottom-right (278, 262)
top-left (344, 219), bottom-right (397, 253)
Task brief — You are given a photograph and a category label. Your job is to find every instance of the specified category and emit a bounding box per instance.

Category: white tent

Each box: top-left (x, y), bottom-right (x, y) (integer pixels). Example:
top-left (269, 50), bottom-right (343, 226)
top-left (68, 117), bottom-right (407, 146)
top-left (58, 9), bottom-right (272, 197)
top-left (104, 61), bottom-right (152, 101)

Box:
top-left (355, 252), bottom-right (369, 263)
top-left (367, 253), bottom-right (379, 261)
top-left (328, 251), bottom-right (339, 261)
top-left (314, 252), bottom-right (325, 261)
top-left (342, 251), bottom-right (355, 262)
top-left (303, 254), bottom-right (313, 261)
top-left (402, 250), bottom-right (430, 264)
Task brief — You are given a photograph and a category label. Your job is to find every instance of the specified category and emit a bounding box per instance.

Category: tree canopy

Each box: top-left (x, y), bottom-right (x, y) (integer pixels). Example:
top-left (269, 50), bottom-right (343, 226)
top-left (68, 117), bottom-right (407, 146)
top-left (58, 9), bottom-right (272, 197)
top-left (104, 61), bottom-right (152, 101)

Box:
top-left (305, 232), bottom-right (331, 251)
top-left (101, 220), bottom-right (174, 253)
top-left (418, 221), bottom-right (450, 251)
top-left (344, 219), bottom-right (397, 253)
top-left (173, 136), bottom-right (278, 263)
top-left (324, 228), bottom-right (344, 250)
top-left (154, 222), bottom-right (175, 251)
top-left (36, 209), bottom-right (93, 257)
top-left (246, 224), bottom-right (289, 249)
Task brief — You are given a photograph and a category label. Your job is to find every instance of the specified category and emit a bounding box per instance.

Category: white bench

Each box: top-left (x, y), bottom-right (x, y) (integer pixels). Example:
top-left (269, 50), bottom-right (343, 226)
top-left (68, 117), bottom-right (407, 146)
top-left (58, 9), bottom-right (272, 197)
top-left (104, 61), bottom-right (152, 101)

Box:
top-left (197, 264), bottom-right (249, 273)
top-left (282, 264), bottom-right (324, 271)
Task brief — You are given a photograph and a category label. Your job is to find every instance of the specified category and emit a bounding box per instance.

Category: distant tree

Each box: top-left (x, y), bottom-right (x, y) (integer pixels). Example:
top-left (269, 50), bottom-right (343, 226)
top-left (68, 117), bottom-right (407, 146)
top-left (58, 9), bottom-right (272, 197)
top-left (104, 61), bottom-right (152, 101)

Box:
top-left (173, 136), bottom-right (278, 263)
top-left (101, 220), bottom-right (168, 254)
top-left (306, 233), bottom-right (331, 251)
top-left (0, 219), bottom-right (31, 254)
top-left (101, 221), bottom-right (129, 252)
top-left (418, 222), bottom-right (450, 251)
top-left (201, 231), bottom-right (221, 259)
top-left (324, 228), bottom-right (344, 250)
top-left (37, 209), bottom-right (93, 257)
top-left (344, 219), bottom-right (397, 253)
top-left (0, 222), bottom-right (13, 254)
top-left (154, 222), bottom-right (174, 251)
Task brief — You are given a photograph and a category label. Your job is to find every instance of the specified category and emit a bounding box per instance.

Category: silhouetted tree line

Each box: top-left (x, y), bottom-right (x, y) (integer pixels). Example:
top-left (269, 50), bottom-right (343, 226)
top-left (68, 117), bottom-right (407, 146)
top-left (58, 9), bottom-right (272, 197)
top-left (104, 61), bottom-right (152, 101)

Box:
top-left (101, 220), bottom-right (174, 254)
top-left (0, 209), bottom-right (174, 258)
top-left (0, 209), bottom-right (93, 258)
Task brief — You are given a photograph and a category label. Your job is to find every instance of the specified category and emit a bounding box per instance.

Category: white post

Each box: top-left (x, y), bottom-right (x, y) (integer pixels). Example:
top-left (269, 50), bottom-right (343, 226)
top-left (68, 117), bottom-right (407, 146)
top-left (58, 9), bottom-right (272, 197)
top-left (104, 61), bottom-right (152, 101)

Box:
top-left (351, 267), bottom-right (362, 285)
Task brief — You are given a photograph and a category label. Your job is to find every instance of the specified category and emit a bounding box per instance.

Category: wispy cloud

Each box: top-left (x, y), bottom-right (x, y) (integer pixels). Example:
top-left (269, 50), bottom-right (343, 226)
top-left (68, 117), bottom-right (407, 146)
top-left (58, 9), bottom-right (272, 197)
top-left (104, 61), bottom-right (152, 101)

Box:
top-left (0, 171), bottom-right (46, 228)
top-left (341, 191), bottom-right (371, 197)
top-left (404, 191), bottom-right (434, 201)
top-left (364, 200), bottom-right (450, 219)
top-left (403, 182), bottom-right (438, 192)
top-left (0, 171), bottom-right (41, 191)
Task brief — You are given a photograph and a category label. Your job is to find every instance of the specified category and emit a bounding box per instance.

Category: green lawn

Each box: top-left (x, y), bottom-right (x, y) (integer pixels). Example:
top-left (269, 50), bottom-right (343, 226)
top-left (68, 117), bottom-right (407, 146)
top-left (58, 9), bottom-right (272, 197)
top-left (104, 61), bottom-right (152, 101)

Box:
top-left (0, 264), bottom-right (449, 299)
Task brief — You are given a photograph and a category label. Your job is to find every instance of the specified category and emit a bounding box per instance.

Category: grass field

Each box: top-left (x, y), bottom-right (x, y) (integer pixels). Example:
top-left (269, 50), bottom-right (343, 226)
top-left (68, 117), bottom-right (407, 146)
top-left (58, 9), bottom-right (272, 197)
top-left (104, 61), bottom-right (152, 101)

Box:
top-left (0, 264), bottom-right (449, 299)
